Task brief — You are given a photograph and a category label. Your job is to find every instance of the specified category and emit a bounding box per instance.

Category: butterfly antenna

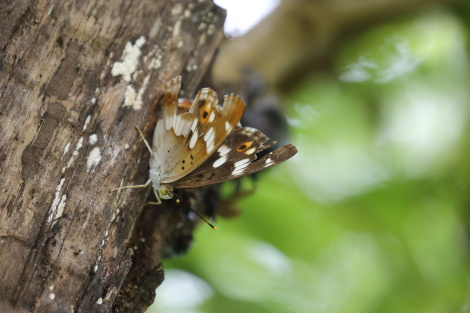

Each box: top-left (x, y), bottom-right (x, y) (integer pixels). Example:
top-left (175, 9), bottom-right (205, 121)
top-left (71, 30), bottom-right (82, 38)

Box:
top-left (172, 192), bottom-right (217, 230)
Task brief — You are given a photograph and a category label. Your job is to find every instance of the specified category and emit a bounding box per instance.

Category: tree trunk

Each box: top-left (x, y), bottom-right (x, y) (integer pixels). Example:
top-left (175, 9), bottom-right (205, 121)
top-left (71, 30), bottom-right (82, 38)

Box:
top-left (0, 0), bottom-right (225, 312)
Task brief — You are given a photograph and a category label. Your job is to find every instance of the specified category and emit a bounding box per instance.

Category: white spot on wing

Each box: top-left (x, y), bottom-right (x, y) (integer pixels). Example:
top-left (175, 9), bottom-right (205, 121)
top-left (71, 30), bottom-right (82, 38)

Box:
top-left (232, 158), bottom-right (250, 175)
top-left (204, 127), bottom-right (215, 153)
top-left (234, 159), bottom-right (250, 168)
top-left (232, 168), bottom-right (245, 175)
top-left (189, 130), bottom-right (198, 149)
top-left (191, 118), bottom-right (198, 132)
top-left (204, 127), bottom-right (214, 142)
top-left (245, 147), bottom-right (256, 155)
top-left (208, 111), bottom-right (215, 123)
top-left (213, 155), bottom-right (227, 168)
top-left (217, 145), bottom-right (230, 156)
top-left (225, 121), bottom-right (232, 133)
top-left (266, 157), bottom-right (273, 165)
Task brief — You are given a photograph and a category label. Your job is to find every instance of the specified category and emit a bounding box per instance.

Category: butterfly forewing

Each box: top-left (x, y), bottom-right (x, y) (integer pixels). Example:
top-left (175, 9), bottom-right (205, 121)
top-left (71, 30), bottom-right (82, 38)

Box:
top-left (154, 76), bottom-right (246, 184)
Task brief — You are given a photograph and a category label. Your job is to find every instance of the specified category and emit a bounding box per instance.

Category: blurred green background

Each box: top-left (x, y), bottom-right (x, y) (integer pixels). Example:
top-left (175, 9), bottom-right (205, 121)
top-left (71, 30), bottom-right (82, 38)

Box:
top-left (149, 6), bottom-right (470, 313)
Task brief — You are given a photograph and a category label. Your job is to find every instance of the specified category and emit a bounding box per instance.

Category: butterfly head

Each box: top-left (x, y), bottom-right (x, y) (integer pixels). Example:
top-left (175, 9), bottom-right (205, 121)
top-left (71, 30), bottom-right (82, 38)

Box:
top-left (154, 185), bottom-right (173, 200)
top-left (149, 164), bottom-right (174, 200)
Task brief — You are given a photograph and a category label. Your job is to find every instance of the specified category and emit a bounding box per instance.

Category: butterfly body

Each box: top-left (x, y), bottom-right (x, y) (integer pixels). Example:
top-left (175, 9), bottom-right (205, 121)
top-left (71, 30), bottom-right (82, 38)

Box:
top-left (113, 76), bottom-right (297, 204)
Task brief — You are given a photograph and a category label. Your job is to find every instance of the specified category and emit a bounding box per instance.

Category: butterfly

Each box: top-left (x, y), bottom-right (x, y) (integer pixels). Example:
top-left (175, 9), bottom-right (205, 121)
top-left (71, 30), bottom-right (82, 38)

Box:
top-left (112, 76), bottom-right (298, 204)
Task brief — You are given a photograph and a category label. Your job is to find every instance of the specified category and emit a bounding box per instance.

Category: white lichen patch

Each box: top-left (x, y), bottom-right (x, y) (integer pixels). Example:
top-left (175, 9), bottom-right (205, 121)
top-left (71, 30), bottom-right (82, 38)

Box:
top-left (186, 64), bottom-right (199, 72)
top-left (49, 293), bottom-right (55, 300)
top-left (149, 54), bottom-right (162, 69)
top-left (123, 75), bottom-right (150, 110)
top-left (86, 147), bottom-right (102, 173)
top-left (61, 142), bottom-right (70, 159)
top-left (108, 146), bottom-right (121, 167)
top-left (207, 24), bottom-right (216, 36)
top-left (89, 134), bottom-right (98, 145)
top-left (90, 97), bottom-right (96, 104)
top-left (198, 23), bottom-right (207, 31)
top-left (145, 45), bottom-right (163, 69)
top-left (124, 86), bottom-right (137, 107)
top-left (199, 33), bottom-right (207, 45)
top-left (173, 20), bottom-right (182, 38)
top-left (97, 298), bottom-right (103, 305)
top-left (149, 57), bottom-right (162, 69)
top-left (149, 17), bottom-right (162, 38)
top-left (48, 178), bottom-right (66, 226)
top-left (171, 3), bottom-right (183, 15)
top-left (55, 195), bottom-right (67, 221)
top-left (111, 36), bottom-right (146, 82)
top-left (62, 137), bottom-right (84, 173)
top-left (82, 115), bottom-right (91, 131)
top-left (94, 254), bottom-right (101, 273)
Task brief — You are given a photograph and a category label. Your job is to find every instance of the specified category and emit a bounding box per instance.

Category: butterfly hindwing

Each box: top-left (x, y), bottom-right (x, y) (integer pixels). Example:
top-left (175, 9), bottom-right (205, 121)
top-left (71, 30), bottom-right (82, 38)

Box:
top-left (174, 127), bottom-right (298, 189)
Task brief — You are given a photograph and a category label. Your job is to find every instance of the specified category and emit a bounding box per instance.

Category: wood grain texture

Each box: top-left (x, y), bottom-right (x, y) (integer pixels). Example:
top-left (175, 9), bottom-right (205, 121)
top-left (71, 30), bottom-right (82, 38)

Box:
top-left (0, 0), bottom-right (225, 312)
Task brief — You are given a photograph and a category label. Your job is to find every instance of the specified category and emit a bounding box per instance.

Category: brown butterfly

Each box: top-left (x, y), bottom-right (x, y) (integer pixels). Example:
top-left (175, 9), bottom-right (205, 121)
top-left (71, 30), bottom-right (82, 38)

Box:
top-left (112, 76), bottom-right (297, 203)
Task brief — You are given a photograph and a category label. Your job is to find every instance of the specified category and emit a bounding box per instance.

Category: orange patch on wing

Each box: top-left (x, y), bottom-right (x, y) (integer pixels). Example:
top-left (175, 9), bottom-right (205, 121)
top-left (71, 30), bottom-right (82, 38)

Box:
top-left (237, 141), bottom-right (253, 152)
top-left (198, 100), bottom-right (213, 124)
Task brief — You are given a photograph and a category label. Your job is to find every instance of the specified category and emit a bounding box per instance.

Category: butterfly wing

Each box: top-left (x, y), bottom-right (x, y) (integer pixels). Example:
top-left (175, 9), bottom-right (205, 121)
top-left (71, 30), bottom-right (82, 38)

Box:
top-left (152, 76), bottom-right (246, 184)
top-left (174, 127), bottom-right (298, 189)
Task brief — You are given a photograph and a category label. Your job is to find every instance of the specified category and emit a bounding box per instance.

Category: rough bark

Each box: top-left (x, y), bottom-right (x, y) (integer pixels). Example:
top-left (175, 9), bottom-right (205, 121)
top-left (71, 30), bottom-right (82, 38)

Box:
top-left (0, 0), bottom-right (225, 312)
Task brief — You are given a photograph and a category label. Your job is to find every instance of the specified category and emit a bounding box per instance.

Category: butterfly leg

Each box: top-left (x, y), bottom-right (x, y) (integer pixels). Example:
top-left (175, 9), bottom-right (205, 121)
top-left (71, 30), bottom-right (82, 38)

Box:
top-left (144, 200), bottom-right (161, 206)
top-left (135, 126), bottom-right (153, 155)
top-left (142, 187), bottom-right (163, 206)
top-left (110, 178), bottom-right (151, 192)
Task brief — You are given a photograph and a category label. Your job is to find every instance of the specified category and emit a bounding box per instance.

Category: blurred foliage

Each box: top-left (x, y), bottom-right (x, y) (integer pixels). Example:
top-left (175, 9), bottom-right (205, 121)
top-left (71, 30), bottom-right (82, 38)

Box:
top-left (149, 6), bottom-right (470, 313)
